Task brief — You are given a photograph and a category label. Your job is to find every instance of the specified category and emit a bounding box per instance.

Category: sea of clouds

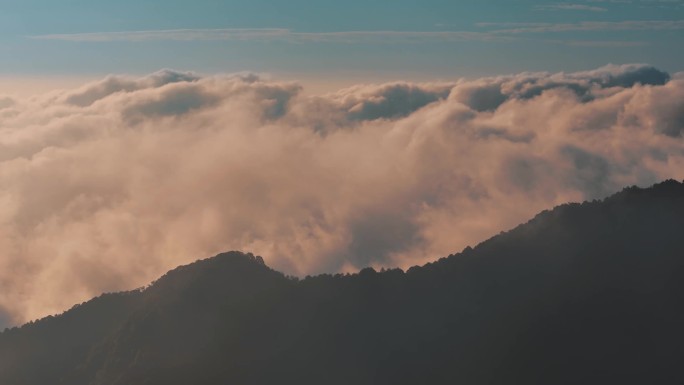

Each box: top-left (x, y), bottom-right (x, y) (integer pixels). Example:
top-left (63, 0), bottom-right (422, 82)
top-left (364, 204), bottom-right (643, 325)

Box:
top-left (1, 64), bottom-right (683, 326)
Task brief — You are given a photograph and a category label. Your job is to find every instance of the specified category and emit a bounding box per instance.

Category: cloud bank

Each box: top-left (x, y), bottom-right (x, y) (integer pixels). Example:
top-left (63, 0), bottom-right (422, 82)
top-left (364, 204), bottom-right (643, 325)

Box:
top-left (1, 64), bottom-right (683, 326)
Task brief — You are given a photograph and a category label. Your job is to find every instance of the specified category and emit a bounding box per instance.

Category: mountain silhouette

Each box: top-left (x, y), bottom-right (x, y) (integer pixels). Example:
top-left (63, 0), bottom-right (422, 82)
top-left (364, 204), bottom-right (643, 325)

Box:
top-left (2, 180), bottom-right (684, 385)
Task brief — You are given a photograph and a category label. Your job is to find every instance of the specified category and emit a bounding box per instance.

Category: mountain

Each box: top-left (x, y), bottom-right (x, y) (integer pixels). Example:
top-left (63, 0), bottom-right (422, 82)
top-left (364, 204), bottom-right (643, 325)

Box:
top-left (2, 180), bottom-right (684, 385)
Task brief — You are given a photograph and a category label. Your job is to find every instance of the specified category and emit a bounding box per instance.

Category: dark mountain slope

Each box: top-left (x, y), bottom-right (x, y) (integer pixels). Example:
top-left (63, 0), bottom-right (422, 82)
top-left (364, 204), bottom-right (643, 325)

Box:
top-left (1, 180), bottom-right (684, 385)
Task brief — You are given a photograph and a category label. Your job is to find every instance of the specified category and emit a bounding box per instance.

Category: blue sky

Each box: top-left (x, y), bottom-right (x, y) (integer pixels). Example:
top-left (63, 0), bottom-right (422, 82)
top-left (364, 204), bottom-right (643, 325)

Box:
top-left (0, 0), bottom-right (682, 82)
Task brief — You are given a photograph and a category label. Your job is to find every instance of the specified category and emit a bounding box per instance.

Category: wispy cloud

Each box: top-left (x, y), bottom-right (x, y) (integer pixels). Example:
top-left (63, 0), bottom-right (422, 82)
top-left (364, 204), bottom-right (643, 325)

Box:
top-left (29, 20), bottom-right (681, 48)
top-left (587, 0), bottom-right (632, 3)
top-left (588, 0), bottom-right (684, 9)
top-left (535, 4), bottom-right (608, 11)
top-left (31, 28), bottom-right (511, 44)
top-left (476, 20), bottom-right (684, 33)
top-left (33, 28), bottom-right (291, 42)
top-left (562, 39), bottom-right (647, 46)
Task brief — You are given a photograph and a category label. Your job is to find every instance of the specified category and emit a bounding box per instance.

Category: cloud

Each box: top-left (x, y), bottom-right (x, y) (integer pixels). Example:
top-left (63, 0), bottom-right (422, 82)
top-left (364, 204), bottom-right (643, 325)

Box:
top-left (449, 64), bottom-right (669, 111)
top-left (0, 64), bottom-right (683, 326)
top-left (562, 40), bottom-right (646, 47)
top-left (535, 4), bottom-right (608, 11)
top-left (476, 20), bottom-right (684, 33)
top-left (62, 69), bottom-right (201, 107)
top-left (573, 63), bottom-right (670, 87)
top-left (29, 20), bottom-right (684, 45)
top-left (31, 21), bottom-right (682, 49)
top-left (30, 29), bottom-right (512, 44)
top-left (586, 0), bottom-right (684, 8)
top-left (287, 82), bottom-right (453, 133)
top-left (0, 97), bottom-right (15, 110)
top-left (121, 83), bottom-right (222, 124)
top-left (0, 307), bottom-right (11, 330)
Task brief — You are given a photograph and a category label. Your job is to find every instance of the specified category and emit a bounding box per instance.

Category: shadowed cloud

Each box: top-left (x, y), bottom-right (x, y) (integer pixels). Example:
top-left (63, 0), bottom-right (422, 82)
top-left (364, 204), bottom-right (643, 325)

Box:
top-left (0, 307), bottom-right (11, 330)
top-left (63, 69), bottom-right (200, 107)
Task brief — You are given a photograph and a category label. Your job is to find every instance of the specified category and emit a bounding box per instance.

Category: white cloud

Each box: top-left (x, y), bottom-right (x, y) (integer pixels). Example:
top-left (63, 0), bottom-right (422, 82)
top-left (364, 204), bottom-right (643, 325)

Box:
top-left (0, 64), bottom-right (683, 326)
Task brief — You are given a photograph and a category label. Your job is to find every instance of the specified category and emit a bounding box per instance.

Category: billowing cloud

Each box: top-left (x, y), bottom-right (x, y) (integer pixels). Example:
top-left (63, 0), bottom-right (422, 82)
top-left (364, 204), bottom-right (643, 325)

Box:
top-left (1, 63), bottom-right (683, 326)
top-left (449, 63), bottom-right (669, 111)
top-left (62, 69), bottom-right (201, 107)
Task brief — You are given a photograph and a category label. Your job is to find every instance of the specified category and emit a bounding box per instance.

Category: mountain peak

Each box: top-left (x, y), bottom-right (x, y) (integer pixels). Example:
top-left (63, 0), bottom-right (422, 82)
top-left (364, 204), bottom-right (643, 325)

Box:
top-left (618, 178), bottom-right (684, 199)
top-left (142, 251), bottom-right (280, 300)
top-left (156, 251), bottom-right (268, 279)
top-left (213, 251), bottom-right (267, 266)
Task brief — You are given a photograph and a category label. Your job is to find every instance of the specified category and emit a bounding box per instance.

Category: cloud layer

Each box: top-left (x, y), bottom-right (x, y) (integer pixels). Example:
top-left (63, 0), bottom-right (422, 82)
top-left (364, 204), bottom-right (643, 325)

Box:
top-left (1, 64), bottom-right (683, 326)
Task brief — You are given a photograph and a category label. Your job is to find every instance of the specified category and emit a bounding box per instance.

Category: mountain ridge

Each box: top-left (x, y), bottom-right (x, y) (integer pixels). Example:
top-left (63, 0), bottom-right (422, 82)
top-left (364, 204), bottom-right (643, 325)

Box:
top-left (2, 179), bottom-right (684, 385)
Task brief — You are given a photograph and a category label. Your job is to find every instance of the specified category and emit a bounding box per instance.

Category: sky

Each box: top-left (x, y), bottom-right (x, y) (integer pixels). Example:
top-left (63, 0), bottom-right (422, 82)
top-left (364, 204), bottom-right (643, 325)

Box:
top-left (0, 1), bottom-right (683, 328)
top-left (0, 0), bottom-right (683, 87)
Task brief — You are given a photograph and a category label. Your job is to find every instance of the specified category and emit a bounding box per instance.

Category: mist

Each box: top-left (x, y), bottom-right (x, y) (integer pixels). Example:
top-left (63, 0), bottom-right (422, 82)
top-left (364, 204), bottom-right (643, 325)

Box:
top-left (1, 64), bottom-right (683, 325)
